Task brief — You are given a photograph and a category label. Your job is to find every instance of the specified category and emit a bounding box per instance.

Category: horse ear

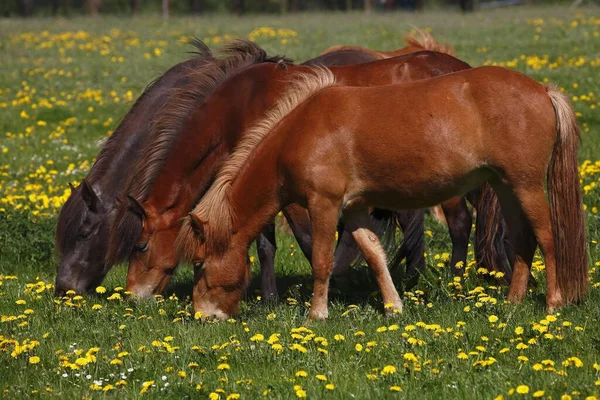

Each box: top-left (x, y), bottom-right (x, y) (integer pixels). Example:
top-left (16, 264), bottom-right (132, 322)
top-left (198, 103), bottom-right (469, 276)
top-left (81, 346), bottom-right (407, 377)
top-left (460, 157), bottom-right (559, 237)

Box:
top-left (80, 179), bottom-right (99, 211)
top-left (126, 195), bottom-right (147, 219)
top-left (188, 213), bottom-right (206, 241)
top-left (68, 182), bottom-right (76, 192)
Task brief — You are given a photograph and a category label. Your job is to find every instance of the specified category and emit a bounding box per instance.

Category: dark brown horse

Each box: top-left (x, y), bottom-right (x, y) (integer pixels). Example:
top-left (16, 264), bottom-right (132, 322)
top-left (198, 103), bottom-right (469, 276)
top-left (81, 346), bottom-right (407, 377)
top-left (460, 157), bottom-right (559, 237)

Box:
top-left (179, 66), bottom-right (587, 320)
top-left (54, 41), bottom-right (213, 295)
top-left (106, 42), bottom-right (473, 300)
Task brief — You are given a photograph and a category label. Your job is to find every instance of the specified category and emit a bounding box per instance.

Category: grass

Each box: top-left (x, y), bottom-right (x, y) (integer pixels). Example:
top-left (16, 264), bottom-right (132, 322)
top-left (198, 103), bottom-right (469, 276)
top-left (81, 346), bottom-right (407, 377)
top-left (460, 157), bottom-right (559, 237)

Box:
top-left (1, 5), bottom-right (600, 399)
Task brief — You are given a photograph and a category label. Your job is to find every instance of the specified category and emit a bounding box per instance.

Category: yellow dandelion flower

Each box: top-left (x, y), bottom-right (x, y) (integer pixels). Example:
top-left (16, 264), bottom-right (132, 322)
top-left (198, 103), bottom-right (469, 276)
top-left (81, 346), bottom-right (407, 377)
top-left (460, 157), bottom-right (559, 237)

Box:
top-left (381, 365), bottom-right (397, 375)
top-left (28, 356), bottom-right (40, 364)
top-left (516, 385), bottom-right (529, 394)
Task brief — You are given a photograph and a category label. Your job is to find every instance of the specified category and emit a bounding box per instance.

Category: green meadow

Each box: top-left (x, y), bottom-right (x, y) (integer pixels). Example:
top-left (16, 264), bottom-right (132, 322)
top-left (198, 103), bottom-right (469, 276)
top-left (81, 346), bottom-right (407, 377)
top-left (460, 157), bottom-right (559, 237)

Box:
top-left (0, 6), bottom-right (599, 399)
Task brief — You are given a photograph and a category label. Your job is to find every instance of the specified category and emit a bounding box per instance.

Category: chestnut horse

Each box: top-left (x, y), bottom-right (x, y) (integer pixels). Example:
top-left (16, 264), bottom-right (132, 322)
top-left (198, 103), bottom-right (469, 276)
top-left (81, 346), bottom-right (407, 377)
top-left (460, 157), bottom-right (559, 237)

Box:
top-left (107, 42), bottom-right (474, 300)
top-left (179, 66), bottom-right (587, 320)
top-left (54, 41), bottom-right (213, 295)
top-left (322, 29), bottom-right (491, 279)
top-left (321, 29), bottom-right (455, 60)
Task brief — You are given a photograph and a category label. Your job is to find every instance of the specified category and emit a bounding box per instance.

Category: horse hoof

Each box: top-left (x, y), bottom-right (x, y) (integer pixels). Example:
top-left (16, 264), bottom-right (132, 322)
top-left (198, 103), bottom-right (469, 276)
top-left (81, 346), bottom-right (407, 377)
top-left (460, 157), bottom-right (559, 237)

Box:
top-left (307, 308), bottom-right (328, 322)
top-left (506, 293), bottom-right (525, 304)
top-left (261, 292), bottom-right (279, 304)
top-left (384, 301), bottom-right (403, 317)
top-left (546, 294), bottom-right (564, 314)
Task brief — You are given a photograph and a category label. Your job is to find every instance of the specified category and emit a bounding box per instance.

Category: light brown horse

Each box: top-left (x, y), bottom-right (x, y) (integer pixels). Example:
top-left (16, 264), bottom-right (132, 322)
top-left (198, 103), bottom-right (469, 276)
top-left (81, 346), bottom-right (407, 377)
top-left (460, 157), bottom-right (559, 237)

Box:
top-left (178, 66), bottom-right (587, 320)
top-left (321, 29), bottom-right (455, 60)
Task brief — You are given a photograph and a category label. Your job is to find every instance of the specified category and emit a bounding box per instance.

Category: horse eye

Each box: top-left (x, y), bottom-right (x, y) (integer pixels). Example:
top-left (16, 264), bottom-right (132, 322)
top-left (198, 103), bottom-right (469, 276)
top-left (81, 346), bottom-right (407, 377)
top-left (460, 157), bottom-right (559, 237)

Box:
top-left (193, 261), bottom-right (204, 270)
top-left (135, 242), bottom-right (149, 252)
top-left (77, 231), bottom-right (91, 241)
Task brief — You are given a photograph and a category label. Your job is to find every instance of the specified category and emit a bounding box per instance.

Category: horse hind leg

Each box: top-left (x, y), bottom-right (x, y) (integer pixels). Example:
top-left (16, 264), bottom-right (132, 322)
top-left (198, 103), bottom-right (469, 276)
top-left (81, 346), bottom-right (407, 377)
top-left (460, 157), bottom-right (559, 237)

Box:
top-left (394, 210), bottom-right (425, 289)
top-left (441, 197), bottom-right (472, 276)
top-left (491, 182), bottom-right (539, 304)
top-left (255, 224), bottom-right (278, 302)
top-left (343, 209), bottom-right (403, 316)
top-left (510, 184), bottom-right (564, 311)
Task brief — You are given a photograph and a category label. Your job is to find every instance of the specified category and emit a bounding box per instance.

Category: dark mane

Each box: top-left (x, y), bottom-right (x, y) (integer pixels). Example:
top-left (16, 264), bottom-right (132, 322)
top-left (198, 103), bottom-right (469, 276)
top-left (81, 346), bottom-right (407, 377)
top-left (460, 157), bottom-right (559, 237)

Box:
top-left (56, 40), bottom-right (213, 259)
top-left (127, 39), bottom-right (291, 203)
top-left (55, 186), bottom-right (85, 256)
top-left (105, 39), bottom-right (292, 266)
top-left (86, 40), bottom-right (213, 183)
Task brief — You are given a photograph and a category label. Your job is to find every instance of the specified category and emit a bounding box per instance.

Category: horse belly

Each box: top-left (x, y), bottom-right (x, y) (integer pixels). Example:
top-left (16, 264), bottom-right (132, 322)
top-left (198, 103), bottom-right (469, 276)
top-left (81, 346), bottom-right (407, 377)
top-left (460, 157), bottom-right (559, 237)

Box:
top-left (343, 134), bottom-right (489, 211)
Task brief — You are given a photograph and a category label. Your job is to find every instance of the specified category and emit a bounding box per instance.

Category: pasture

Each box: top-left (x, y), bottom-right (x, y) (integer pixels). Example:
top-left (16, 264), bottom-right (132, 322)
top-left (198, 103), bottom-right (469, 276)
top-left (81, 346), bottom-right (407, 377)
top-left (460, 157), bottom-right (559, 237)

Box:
top-left (1, 6), bottom-right (600, 398)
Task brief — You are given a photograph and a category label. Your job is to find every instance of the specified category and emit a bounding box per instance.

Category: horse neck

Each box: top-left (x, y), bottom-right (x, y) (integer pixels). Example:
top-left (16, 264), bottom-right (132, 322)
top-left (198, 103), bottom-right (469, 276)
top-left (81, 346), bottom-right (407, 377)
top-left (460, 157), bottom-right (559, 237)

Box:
top-left (227, 136), bottom-right (285, 248)
top-left (147, 64), bottom-right (294, 216)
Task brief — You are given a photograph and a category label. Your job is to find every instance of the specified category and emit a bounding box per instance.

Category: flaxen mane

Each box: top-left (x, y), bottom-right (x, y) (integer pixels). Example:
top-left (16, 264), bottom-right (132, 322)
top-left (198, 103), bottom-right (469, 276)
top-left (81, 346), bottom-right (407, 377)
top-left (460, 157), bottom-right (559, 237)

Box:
top-left (178, 67), bottom-right (337, 261)
top-left (404, 28), bottom-right (455, 56)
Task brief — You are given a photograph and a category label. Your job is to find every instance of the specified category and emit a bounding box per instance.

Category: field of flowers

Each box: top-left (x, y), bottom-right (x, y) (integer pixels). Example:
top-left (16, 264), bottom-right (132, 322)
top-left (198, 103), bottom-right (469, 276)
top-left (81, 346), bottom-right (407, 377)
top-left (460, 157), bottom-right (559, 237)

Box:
top-left (1, 6), bottom-right (600, 398)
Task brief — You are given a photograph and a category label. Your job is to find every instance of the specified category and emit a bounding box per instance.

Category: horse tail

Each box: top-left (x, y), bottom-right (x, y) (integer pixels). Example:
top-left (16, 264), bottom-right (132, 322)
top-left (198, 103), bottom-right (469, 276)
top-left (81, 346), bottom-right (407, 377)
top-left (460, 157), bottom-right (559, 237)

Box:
top-left (544, 85), bottom-right (588, 303)
top-left (473, 183), bottom-right (513, 282)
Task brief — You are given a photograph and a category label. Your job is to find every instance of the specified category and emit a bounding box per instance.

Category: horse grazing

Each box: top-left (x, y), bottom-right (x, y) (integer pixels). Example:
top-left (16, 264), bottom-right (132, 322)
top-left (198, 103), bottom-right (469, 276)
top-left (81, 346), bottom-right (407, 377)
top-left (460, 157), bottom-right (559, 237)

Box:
top-left (53, 41), bottom-right (213, 295)
top-left (179, 66), bottom-right (587, 320)
top-left (320, 29), bottom-right (455, 60)
top-left (107, 41), bottom-right (473, 300)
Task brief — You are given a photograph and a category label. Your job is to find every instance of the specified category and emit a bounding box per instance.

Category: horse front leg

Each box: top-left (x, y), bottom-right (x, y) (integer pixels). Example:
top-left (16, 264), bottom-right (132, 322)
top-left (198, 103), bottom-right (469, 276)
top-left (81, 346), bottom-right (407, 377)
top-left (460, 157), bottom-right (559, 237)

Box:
top-left (306, 197), bottom-right (341, 321)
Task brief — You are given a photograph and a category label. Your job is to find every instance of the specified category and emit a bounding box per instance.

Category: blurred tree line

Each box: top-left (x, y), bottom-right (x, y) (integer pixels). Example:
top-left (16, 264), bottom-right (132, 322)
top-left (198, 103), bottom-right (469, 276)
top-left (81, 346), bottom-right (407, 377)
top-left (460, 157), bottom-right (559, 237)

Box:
top-left (3, 0), bottom-right (483, 17)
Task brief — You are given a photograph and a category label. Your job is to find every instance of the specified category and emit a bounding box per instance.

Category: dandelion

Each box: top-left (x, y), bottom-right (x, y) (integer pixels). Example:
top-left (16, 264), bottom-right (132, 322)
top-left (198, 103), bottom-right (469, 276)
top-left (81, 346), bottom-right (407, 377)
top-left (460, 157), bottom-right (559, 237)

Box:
top-left (533, 390), bottom-right (545, 397)
top-left (515, 326), bottom-right (524, 335)
top-left (516, 385), bottom-right (529, 394)
top-left (390, 385), bottom-right (402, 392)
top-left (28, 356), bottom-right (40, 364)
top-left (488, 315), bottom-right (499, 323)
top-left (381, 365), bottom-right (397, 375)
top-left (140, 380), bottom-right (154, 394)
top-left (250, 333), bottom-right (264, 342)
top-left (316, 374), bottom-right (327, 381)
top-left (95, 286), bottom-right (106, 294)
top-left (217, 363), bottom-right (230, 371)
top-left (355, 344), bottom-right (363, 352)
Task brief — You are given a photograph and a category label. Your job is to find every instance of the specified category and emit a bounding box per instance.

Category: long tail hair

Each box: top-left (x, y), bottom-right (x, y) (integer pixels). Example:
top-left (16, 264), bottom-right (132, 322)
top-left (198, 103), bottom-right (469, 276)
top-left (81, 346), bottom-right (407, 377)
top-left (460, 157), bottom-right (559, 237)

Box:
top-left (545, 85), bottom-right (588, 302)
top-left (474, 183), bottom-right (514, 281)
